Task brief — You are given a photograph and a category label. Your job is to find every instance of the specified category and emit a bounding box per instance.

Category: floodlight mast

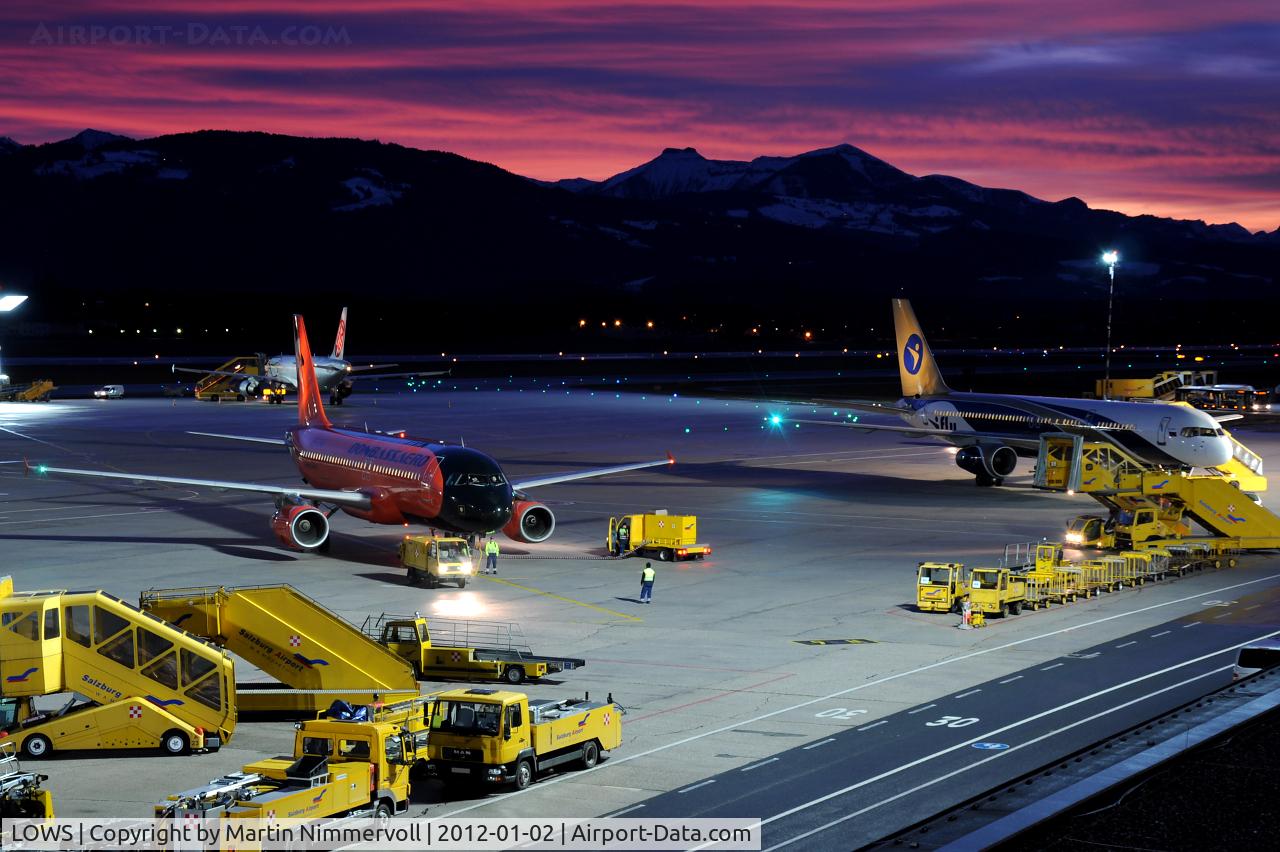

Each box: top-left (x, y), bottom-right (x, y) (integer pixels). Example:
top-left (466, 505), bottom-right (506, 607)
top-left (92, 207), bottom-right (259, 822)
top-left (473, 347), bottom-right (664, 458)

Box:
top-left (1101, 251), bottom-right (1119, 399)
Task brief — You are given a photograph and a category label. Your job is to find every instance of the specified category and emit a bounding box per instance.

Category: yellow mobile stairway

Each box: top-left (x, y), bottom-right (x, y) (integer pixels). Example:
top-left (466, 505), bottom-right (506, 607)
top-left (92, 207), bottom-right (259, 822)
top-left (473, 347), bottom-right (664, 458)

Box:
top-left (193, 354), bottom-right (266, 402)
top-left (1034, 424), bottom-right (1280, 550)
top-left (0, 576), bottom-right (235, 758)
top-left (0, 380), bottom-right (55, 402)
top-left (140, 585), bottom-right (420, 715)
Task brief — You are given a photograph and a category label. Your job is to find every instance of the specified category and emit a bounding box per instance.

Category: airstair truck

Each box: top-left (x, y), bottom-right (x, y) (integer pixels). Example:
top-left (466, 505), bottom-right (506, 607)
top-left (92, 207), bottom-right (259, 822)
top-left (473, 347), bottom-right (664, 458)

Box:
top-left (429, 688), bottom-right (621, 790)
top-left (141, 585), bottom-right (421, 715)
top-left (0, 577), bottom-right (235, 757)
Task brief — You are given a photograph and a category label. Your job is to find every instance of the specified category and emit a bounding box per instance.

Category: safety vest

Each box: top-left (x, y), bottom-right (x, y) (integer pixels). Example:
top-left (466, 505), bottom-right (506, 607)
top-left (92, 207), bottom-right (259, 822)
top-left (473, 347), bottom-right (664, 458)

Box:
top-left (642, 566), bottom-right (656, 582)
top-left (485, 541), bottom-right (500, 555)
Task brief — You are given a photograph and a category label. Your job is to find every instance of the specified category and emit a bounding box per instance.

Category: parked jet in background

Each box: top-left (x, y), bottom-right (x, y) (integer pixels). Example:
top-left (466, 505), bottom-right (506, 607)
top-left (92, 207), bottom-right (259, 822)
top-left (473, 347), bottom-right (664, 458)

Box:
top-left (174, 307), bottom-right (445, 405)
top-left (797, 299), bottom-right (1234, 485)
top-left (35, 315), bottom-right (673, 552)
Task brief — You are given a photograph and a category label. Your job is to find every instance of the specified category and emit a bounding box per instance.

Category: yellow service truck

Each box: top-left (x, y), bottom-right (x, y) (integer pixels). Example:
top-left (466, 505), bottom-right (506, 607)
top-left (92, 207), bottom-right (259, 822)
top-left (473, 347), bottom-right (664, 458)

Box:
top-left (967, 568), bottom-right (1027, 617)
top-left (363, 614), bottom-right (585, 685)
top-left (0, 577), bottom-right (236, 758)
top-left (156, 698), bottom-right (431, 823)
top-left (400, 535), bottom-right (475, 588)
top-left (916, 562), bottom-right (969, 612)
top-left (429, 688), bottom-right (621, 790)
top-left (0, 741), bottom-right (54, 818)
top-left (1065, 508), bottom-right (1190, 550)
top-left (607, 511), bottom-right (710, 561)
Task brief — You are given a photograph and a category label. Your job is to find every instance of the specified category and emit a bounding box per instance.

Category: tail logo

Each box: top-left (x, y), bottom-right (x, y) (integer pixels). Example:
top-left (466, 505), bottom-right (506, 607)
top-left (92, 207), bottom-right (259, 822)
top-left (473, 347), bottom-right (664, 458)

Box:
top-left (903, 334), bottom-right (925, 375)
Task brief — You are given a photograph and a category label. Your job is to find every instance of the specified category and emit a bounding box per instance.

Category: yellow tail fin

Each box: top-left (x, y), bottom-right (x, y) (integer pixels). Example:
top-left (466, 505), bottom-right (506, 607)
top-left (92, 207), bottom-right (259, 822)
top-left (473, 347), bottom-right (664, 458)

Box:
top-left (892, 299), bottom-right (949, 398)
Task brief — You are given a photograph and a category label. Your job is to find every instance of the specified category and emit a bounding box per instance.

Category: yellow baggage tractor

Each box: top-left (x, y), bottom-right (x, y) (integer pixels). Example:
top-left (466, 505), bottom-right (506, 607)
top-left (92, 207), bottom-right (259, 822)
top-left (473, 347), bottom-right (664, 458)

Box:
top-left (0, 740), bottom-right (54, 817)
top-left (967, 568), bottom-right (1027, 617)
top-left (915, 562), bottom-right (968, 613)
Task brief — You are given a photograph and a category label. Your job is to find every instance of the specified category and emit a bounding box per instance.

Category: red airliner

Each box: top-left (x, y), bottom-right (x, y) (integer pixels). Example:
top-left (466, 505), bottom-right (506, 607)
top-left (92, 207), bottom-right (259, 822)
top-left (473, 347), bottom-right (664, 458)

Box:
top-left (33, 315), bottom-right (673, 552)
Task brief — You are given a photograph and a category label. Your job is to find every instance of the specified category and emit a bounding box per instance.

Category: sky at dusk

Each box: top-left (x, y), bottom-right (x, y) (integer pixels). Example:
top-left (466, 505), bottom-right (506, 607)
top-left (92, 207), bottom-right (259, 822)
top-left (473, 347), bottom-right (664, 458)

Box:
top-left (2, 1), bottom-right (1278, 230)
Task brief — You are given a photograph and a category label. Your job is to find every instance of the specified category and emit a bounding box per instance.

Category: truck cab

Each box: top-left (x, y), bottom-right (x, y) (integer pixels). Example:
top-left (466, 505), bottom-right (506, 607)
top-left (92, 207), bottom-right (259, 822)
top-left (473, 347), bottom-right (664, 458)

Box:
top-left (400, 536), bottom-right (474, 588)
top-left (915, 562), bottom-right (968, 612)
top-left (429, 688), bottom-right (621, 790)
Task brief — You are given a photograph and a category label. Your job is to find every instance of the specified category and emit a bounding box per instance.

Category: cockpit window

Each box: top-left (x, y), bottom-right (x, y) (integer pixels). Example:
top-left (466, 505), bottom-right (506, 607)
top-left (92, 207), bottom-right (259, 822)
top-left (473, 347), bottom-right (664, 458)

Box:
top-left (1180, 427), bottom-right (1219, 438)
top-left (447, 473), bottom-right (507, 487)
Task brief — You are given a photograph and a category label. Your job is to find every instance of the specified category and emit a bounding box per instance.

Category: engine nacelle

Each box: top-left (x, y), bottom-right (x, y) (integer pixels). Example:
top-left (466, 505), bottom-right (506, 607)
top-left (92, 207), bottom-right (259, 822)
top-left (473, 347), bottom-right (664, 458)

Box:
top-left (271, 504), bottom-right (329, 550)
top-left (502, 500), bottom-right (555, 543)
top-left (955, 445), bottom-right (1017, 481)
top-left (237, 377), bottom-right (260, 397)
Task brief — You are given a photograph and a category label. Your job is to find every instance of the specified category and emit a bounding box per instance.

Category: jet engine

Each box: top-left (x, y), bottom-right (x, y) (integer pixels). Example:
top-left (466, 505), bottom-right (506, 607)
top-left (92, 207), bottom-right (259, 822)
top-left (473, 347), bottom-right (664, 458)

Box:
top-left (502, 500), bottom-right (555, 543)
top-left (237, 377), bottom-right (260, 397)
top-left (955, 445), bottom-right (1017, 486)
top-left (271, 502), bottom-right (330, 550)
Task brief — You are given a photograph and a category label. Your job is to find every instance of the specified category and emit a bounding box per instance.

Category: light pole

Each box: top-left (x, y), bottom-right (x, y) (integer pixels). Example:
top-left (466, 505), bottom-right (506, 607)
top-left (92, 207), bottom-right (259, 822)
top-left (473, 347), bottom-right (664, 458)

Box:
top-left (1101, 251), bottom-right (1118, 399)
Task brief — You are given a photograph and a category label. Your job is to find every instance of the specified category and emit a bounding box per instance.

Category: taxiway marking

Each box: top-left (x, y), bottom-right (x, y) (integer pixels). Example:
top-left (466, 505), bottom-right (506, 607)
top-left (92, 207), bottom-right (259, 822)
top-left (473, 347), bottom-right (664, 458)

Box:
top-left (998, 676), bottom-right (1023, 685)
top-left (802, 738), bottom-right (835, 751)
top-left (1116, 641), bottom-right (1137, 648)
top-left (907, 704), bottom-right (937, 714)
top-left (954, 689), bottom-right (981, 699)
top-left (740, 758), bottom-right (779, 772)
top-left (678, 780), bottom-right (716, 794)
top-left (1040, 663), bottom-right (1064, 671)
top-left (478, 575), bottom-right (641, 622)
top-left (1150, 630), bottom-right (1172, 637)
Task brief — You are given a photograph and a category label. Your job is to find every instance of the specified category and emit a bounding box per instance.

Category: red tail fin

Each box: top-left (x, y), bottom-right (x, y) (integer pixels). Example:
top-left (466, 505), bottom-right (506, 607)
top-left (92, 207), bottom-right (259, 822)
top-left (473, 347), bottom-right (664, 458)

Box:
top-left (332, 306), bottom-right (347, 360)
top-left (294, 315), bottom-right (331, 429)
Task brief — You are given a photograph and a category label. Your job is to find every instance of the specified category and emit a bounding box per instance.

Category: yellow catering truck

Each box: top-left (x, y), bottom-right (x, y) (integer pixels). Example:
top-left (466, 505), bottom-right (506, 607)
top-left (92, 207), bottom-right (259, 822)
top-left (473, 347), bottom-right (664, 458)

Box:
top-left (607, 511), bottom-right (710, 561)
top-left (156, 698), bottom-right (431, 822)
top-left (429, 688), bottom-right (621, 789)
top-left (400, 536), bottom-right (475, 588)
top-left (0, 577), bottom-right (235, 757)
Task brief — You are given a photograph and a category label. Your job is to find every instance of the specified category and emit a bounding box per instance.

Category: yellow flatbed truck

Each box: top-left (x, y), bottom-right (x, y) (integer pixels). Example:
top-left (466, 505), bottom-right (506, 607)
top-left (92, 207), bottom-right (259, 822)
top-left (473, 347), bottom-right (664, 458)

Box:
top-left (141, 585), bottom-right (420, 715)
top-left (399, 535), bottom-right (475, 588)
top-left (967, 568), bottom-right (1027, 617)
top-left (0, 741), bottom-right (53, 818)
top-left (363, 614), bottom-right (585, 685)
top-left (0, 577), bottom-right (235, 758)
top-left (916, 562), bottom-right (969, 612)
top-left (156, 697), bottom-right (431, 823)
top-left (429, 688), bottom-right (621, 790)
top-left (607, 511), bottom-right (711, 561)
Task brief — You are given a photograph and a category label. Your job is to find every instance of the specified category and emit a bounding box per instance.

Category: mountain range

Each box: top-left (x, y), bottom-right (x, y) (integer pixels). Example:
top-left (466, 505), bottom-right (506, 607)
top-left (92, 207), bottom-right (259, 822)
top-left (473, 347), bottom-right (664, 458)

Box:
top-left (0, 129), bottom-right (1275, 349)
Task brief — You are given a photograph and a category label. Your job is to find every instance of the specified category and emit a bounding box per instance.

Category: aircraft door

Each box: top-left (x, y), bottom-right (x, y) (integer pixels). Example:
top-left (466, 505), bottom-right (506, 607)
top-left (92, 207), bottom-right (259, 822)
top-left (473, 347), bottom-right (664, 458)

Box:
top-left (1158, 416), bottom-right (1171, 446)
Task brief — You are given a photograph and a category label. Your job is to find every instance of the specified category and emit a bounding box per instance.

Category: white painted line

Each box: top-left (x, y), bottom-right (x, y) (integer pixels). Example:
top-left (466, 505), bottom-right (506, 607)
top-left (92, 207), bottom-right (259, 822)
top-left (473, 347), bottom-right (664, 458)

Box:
top-left (0, 508), bottom-right (176, 526)
top-left (857, 720), bottom-right (889, 732)
top-left (802, 738), bottom-right (835, 751)
top-left (678, 780), bottom-right (716, 794)
top-left (1183, 622), bottom-right (1201, 628)
top-left (605, 804), bottom-right (646, 817)
top-left (1245, 604), bottom-right (1262, 611)
top-left (757, 664), bottom-right (1234, 851)
top-left (741, 758), bottom-right (780, 773)
top-left (998, 676), bottom-right (1023, 685)
top-left (1150, 630), bottom-right (1171, 638)
top-left (906, 704), bottom-right (937, 715)
top-left (1214, 612), bottom-right (1233, 619)
top-left (438, 573), bottom-right (1280, 818)
top-left (954, 689), bottom-right (981, 699)
top-left (1116, 641), bottom-right (1138, 648)
top-left (1041, 663), bottom-right (1064, 671)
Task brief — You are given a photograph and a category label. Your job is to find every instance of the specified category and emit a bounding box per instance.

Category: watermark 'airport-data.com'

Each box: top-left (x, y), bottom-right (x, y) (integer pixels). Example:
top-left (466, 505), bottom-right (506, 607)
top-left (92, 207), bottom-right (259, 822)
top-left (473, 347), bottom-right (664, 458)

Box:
top-left (30, 22), bottom-right (351, 47)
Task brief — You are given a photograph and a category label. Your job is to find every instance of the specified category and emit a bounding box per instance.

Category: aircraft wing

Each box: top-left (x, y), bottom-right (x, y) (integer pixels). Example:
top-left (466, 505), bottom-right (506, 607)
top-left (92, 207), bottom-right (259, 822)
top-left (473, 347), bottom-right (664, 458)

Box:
top-left (349, 369), bottom-right (450, 382)
top-left (28, 463), bottom-right (371, 509)
top-left (187, 431), bottom-right (288, 446)
top-left (511, 455), bottom-right (675, 491)
top-left (791, 419), bottom-right (1045, 450)
top-left (171, 366), bottom-right (296, 388)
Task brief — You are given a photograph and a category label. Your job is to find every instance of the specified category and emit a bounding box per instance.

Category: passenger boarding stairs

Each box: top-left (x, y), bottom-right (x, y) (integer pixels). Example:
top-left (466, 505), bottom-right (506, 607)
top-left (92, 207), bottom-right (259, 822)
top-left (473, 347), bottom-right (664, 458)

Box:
top-left (141, 585), bottom-right (419, 715)
top-left (1034, 427), bottom-right (1280, 549)
top-left (0, 580), bottom-right (236, 747)
top-left (193, 354), bottom-right (265, 401)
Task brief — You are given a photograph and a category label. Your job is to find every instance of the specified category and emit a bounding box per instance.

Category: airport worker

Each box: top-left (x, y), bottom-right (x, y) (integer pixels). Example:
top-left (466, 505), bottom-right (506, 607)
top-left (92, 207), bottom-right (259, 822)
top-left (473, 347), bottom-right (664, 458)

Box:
top-left (640, 562), bottom-right (656, 603)
top-left (484, 537), bottom-right (500, 575)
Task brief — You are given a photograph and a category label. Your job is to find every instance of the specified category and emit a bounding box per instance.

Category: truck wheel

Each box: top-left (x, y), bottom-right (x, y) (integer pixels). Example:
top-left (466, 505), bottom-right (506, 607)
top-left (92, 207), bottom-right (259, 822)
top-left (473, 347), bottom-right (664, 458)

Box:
top-left (580, 741), bottom-right (599, 769)
top-left (515, 759), bottom-right (534, 790)
top-left (658, 549), bottom-right (671, 561)
top-left (1010, 600), bottom-right (1022, 615)
top-left (407, 569), bottom-right (419, 587)
top-left (22, 734), bottom-right (51, 759)
top-left (504, 665), bottom-right (525, 685)
top-left (457, 577), bottom-right (467, 589)
top-left (160, 730), bottom-right (190, 755)
top-left (374, 801), bottom-right (392, 819)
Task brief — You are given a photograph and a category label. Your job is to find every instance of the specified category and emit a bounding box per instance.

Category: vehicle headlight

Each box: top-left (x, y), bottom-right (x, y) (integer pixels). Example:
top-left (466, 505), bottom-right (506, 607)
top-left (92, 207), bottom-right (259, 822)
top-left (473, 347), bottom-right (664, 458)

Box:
top-left (1065, 533), bottom-right (1081, 543)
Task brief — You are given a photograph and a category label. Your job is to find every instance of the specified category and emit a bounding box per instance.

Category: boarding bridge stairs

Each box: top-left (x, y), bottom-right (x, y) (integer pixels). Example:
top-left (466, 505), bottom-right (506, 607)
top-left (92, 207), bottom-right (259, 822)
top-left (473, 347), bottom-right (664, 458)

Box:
top-left (1035, 432), bottom-right (1280, 548)
top-left (193, 354), bottom-right (265, 401)
top-left (140, 585), bottom-right (420, 715)
top-left (0, 580), bottom-right (236, 746)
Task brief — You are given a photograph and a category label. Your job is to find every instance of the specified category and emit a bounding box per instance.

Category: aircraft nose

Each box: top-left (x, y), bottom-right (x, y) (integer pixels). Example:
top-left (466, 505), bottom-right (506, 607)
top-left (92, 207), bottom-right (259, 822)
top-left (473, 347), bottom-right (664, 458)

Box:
top-left (1208, 437), bottom-right (1233, 468)
top-left (446, 497), bottom-right (512, 533)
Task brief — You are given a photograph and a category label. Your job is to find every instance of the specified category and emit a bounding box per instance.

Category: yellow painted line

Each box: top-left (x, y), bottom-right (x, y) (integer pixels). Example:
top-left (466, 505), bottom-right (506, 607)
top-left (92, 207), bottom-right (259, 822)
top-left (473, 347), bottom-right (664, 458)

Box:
top-left (479, 575), bottom-right (641, 622)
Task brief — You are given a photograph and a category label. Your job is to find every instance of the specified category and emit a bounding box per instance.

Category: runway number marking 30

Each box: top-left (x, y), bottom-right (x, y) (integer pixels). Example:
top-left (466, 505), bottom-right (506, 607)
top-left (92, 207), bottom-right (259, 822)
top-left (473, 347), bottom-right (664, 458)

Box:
top-left (925, 715), bottom-right (980, 728)
top-left (815, 708), bottom-right (868, 720)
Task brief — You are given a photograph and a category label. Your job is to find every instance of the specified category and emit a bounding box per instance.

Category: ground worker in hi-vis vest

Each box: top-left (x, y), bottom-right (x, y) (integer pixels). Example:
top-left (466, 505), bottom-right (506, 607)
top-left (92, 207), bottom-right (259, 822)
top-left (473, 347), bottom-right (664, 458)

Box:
top-left (640, 562), bottom-right (656, 603)
top-left (484, 538), bottom-right (500, 575)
